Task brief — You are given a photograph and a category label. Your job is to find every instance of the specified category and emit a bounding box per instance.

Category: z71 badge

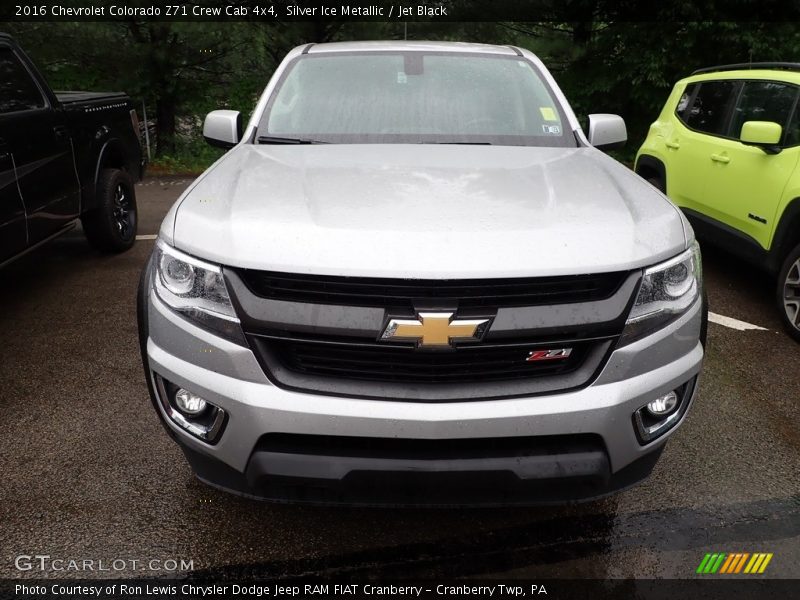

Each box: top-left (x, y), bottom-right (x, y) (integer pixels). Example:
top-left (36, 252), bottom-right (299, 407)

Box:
top-left (526, 348), bottom-right (573, 362)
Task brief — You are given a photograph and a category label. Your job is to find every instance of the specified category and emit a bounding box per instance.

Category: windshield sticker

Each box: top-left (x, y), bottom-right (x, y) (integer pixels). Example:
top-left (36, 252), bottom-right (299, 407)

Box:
top-left (542, 124), bottom-right (561, 135)
top-left (397, 71), bottom-right (407, 84)
top-left (540, 107), bottom-right (558, 121)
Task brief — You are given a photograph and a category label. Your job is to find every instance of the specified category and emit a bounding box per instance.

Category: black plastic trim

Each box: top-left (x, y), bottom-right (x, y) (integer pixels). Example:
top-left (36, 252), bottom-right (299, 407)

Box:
top-left (178, 434), bottom-right (665, 506)
top-left (253, 432), bottom-right (602, 459)
top-left (634, 154), bottom-right (667, 192)
top-left (228, 267), bottom-right (630, 309)
top-left (692, 62), bottom-right (800, 75)
top-left (246, 336), bottom-right (617, 402)
top-left (769, 197), bottom-right (800, 272)
top-left (681, 207), bottom-right (769, 268)
top-left (223, 268), bottom-right (640, 401)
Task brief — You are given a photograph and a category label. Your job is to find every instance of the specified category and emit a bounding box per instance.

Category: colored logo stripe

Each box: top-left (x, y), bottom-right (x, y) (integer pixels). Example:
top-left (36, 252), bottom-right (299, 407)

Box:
top-left (697, 553), bottom-right (726, 573)
top-left (745, 553), bottom-right (773, 574)
top-left (721, 553), bottom-right (748, 574)
top-left (719, 553), bottom-right (736, 573)
top-left (698, 552), bottom-right (773, 574)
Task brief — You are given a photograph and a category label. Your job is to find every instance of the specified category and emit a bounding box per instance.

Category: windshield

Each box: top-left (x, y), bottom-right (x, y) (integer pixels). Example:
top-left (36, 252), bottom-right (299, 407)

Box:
top-left (257, 52), bottom-right (574, 146)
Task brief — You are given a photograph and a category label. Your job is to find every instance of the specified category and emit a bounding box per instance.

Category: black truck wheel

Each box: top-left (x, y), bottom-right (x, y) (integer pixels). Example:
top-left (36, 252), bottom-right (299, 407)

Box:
top-left (777, 242), bottom-right (800, 342)
top-left (82, 168), bottom-right (137, 253)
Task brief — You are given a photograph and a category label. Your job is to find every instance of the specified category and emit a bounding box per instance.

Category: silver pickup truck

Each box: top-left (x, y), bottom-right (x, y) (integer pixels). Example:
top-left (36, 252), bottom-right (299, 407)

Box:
top-left (138, 41), bottom-right (706, 506)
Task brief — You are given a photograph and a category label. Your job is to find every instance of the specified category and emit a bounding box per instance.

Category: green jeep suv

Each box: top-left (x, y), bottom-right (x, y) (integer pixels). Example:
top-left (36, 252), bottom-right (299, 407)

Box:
top-left (636, 63), bottom-right (800, 341)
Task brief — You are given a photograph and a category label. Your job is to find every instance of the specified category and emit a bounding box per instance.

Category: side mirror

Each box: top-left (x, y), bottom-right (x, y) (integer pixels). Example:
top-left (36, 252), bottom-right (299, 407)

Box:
top-left (588, 114), bottom-right (627, 150)
top-left (203, 110), bottom-right (242, 149)
top-left (740, 121), bottom-right (782, 154)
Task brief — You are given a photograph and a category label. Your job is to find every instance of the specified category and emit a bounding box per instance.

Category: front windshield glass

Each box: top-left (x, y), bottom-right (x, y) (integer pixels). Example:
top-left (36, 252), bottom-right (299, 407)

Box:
top-left (257, 52), bottom-right (574, 146)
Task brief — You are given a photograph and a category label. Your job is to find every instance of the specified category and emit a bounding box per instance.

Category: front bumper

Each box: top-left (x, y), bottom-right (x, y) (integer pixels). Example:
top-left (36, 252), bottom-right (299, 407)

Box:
top-left (138, 265), bottom-right (704, 506)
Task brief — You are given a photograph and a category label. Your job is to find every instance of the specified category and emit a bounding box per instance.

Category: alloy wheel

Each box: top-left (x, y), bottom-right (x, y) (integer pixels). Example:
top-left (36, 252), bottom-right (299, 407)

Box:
top-left (111, 183), bottom-right (133, 239)
top-left (784, 257), bottom-right (800, 330)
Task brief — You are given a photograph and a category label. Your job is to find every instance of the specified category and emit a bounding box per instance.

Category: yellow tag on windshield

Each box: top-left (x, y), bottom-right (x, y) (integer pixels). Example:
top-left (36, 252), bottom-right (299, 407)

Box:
top-left (540, 107), bottom-right (558, 121)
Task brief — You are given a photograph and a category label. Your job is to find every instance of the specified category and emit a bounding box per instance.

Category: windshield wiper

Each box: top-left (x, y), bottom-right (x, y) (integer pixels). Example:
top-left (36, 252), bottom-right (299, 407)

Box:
top-left (257, 135), bottom-right (328, 145)
top-left (435, 141), bottom-right (493, 145)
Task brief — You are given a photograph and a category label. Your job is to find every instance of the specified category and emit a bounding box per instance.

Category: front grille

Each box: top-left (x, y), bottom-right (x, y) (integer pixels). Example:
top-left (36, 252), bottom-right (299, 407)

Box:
top-left (236, 269), bottom-right (628, 308)
top-left (226, 268), bottom-right (637, 401)
top-left (257, 336), bottom-right (591, 384)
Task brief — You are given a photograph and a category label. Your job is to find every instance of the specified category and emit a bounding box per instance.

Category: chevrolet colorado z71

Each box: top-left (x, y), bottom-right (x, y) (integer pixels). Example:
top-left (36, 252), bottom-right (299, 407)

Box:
top-left (138, 41), bottom-right (706, 505)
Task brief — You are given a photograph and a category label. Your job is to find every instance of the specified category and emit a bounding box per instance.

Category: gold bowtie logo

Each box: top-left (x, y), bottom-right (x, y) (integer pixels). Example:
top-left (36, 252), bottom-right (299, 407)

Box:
top-left (379, 312), bottom-right (491, 348)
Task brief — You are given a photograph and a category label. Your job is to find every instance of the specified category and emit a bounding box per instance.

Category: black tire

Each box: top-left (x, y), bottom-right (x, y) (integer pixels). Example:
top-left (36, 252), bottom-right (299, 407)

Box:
top-left (646, 176), bottom-right (666, 194)
top-left (81, 168), bottom-right (137, 253)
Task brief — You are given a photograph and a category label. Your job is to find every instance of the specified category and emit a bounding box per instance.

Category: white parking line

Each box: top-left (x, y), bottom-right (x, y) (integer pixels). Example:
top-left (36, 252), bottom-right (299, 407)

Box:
top-left (136, 179), bottom-right (194, 187)
top-left (708, 311), bottom-right (768, 331)
top-left (135, 234), bottom-right (158, 241)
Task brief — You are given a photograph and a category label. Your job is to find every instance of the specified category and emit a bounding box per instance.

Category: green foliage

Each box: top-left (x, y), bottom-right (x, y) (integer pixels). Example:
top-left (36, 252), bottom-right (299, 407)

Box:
top-left (149, 136), bottom-right (225, 176)
top-left (5, 18), bottom-right (800, 173)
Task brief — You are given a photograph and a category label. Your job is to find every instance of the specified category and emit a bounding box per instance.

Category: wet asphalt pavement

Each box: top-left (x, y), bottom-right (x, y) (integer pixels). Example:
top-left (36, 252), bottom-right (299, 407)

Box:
top-left (0, 178), bottom-right (798, 581)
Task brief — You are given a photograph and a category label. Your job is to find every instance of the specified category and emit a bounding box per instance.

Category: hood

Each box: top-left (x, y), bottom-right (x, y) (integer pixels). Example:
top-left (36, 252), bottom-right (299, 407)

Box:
top-left (166, 144), bottom-right (686, 278)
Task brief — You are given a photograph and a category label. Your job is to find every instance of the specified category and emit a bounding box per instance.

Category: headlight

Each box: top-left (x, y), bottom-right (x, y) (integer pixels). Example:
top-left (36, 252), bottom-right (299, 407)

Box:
top-left (153, 239), bottom-right (246, 345)
top-left (620, 241), bottom-right (702, 344)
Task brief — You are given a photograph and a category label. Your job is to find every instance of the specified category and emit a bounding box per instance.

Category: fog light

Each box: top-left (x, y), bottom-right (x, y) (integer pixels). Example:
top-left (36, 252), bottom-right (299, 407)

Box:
top-left (633, 377), bottom-right (698, 445)
top-left (175, 388), bottom-right (207, 415)
top-left (153, 375), bottom-right (227, 444)
top-left (646, 391), bottom-right (678, 416)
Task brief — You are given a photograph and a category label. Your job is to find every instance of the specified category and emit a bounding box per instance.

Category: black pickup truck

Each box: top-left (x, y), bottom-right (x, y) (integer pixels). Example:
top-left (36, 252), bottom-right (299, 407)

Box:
top-left (0, 33), bottom-right (144, 266)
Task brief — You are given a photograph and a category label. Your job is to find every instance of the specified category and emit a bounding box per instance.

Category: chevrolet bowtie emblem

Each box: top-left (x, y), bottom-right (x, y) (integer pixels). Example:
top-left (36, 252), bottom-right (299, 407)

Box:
top-left (379, 312), bottom-right (492, 348)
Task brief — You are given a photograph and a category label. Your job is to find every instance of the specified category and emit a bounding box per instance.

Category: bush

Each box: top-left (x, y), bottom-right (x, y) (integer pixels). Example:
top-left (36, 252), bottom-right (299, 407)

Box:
top-left (148, 125), bottom-right (226, 176)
